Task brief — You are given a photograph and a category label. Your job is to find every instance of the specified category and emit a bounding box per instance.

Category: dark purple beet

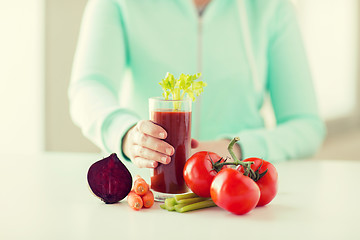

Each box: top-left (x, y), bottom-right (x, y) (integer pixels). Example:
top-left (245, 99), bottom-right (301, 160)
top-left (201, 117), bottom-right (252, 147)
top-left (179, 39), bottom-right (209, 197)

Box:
top-left (87, 153), bottom-right (132, 204)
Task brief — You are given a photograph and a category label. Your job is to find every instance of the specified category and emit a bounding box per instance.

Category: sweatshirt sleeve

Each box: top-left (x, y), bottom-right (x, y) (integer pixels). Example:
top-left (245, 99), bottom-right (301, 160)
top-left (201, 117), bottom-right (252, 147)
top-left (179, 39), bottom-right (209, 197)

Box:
top-left (68, 0), bottom-right (140, 159)
top-left (237, 1), bottom-right (326, 162)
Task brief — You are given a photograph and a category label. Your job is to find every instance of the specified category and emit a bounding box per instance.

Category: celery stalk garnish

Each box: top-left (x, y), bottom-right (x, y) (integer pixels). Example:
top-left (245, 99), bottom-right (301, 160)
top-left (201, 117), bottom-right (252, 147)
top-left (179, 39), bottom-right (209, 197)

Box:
top-left (159, 72), bottom-right (207, 110)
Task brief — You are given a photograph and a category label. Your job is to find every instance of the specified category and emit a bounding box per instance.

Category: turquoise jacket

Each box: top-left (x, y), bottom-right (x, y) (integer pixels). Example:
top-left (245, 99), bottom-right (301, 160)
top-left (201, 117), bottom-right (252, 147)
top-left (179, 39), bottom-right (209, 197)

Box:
top-left (69, 0), bottom-right (326, 162)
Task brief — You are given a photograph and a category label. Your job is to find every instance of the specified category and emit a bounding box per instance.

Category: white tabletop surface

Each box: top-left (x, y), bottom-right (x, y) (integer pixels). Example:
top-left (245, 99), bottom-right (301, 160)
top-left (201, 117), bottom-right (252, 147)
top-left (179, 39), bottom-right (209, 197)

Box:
top-left (1, 152), bottom-right (359, 240)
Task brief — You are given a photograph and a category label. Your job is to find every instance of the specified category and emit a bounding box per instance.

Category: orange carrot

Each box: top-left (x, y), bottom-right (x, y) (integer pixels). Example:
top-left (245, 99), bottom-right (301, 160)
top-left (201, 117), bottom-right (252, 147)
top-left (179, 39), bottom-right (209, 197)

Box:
top-left (142, 190), bottom-right (154, 208)
top-left (127, 191), bottom-right (143, 210)
top-left (133, 175), bottom-right (149, 196)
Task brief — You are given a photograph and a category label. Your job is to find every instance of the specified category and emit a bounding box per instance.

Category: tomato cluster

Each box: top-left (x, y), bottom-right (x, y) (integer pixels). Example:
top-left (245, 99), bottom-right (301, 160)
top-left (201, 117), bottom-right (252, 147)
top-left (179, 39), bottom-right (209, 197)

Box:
top-left (183, 149), bottom-right (278, 215)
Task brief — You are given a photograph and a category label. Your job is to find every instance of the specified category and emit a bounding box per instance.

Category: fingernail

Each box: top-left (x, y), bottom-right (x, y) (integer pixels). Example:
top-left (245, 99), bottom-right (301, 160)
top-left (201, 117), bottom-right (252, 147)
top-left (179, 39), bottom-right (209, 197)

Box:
top-left (166, 148), bottom-right (173, 155)
top-left (159, 132), bottom-right (165, 139)
top-left (161, 156), bottom-right (168, 164)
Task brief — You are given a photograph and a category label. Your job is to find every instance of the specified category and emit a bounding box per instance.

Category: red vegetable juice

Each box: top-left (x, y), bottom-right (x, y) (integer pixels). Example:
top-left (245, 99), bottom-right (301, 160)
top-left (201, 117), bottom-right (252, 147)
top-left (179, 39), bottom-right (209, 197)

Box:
top-left (151, 72), bottom-right (205, 201)
top-left (150, 110), bottom-right (191, 194)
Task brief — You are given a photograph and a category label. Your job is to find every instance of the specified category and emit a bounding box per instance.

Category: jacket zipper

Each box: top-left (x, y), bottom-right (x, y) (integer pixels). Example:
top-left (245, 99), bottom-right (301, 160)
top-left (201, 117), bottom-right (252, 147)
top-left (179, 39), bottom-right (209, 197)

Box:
top-left (194, 15), bottom-right (203, 139)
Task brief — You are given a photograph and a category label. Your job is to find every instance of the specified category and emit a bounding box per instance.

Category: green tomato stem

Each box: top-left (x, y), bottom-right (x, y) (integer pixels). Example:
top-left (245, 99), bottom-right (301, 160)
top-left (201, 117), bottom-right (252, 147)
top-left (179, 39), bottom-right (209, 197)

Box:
top-left (212, 137), bottom-right (256, 178)
top-left (227, 137), bottom-right (241, 164)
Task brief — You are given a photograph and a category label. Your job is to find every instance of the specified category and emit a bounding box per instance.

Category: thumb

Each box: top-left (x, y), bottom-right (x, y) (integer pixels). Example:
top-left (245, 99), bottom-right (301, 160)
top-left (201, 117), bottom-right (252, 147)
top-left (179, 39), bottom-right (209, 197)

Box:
top-left (191, 138), bottom-right (199, 149)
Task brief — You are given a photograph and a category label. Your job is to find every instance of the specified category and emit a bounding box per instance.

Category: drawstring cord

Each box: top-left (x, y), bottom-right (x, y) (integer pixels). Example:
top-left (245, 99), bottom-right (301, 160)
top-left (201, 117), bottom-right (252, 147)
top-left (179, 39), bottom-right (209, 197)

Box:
top-left (237, 0), bottom-right (262, 93)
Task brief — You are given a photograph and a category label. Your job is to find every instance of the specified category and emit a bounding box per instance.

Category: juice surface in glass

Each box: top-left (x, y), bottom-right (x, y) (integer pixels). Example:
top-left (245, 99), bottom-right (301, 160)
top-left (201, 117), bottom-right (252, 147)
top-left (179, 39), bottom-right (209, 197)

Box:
top-left (150, 110), bottom-right (191, 194)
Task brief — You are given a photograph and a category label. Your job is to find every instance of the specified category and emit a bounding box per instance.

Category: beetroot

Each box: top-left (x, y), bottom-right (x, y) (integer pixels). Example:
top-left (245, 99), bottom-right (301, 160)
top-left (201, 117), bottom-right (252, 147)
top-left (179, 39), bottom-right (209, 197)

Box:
top-left (87, 153), bottom-right (132, 204)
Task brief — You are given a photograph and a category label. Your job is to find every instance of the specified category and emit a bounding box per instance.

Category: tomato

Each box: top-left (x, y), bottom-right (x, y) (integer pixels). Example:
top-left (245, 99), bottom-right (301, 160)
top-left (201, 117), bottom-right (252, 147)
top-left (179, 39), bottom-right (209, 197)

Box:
top-left (237, 158), bottom-right (278, 207)
top-left (210, 168), bottom-right (260, 215)
top-left (183, 151), bottom-right (225, 198)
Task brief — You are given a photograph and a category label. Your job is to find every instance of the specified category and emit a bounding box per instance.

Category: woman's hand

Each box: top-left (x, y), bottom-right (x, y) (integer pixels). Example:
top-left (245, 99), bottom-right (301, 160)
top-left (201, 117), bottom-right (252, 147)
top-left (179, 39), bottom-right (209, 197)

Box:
top-left (122, 120), bottom-right (174, 168)
top-left (122, 120), bottom-right (200, 168)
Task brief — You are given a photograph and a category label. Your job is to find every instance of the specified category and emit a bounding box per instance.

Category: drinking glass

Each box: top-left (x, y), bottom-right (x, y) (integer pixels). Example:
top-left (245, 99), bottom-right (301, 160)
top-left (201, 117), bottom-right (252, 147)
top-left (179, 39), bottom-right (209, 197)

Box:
top-left (149, 97), bottom-right (192, 202)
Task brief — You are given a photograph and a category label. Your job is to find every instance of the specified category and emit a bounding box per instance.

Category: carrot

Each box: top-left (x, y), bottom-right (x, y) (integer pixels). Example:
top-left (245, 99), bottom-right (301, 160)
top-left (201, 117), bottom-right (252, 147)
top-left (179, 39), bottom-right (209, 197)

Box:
top-left (127, 191), bottom-right (143, 210)
top-left (142, 190), bottom-right (154, 208)
top-left (133, 175), bottom-right (149, 196)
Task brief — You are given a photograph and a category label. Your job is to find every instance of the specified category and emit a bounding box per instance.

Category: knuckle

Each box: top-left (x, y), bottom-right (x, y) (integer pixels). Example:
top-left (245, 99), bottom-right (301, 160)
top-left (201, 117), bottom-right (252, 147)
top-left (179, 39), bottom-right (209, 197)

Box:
top-left (152, 142), bottom-right (161, 151)
top-left (133, 131), bottom-right (145, 144)
top-left (139, 133), bottom-right (147, 144)
top-left (137, 120), bottom-right (147, 132)
top-left (138, 146), bottom-right (145, 155)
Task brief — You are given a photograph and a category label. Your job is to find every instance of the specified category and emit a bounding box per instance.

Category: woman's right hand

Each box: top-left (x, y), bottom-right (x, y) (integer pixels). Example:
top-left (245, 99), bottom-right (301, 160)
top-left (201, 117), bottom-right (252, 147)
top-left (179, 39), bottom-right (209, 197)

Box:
top-left (122, 120), bottom-right (174, 168)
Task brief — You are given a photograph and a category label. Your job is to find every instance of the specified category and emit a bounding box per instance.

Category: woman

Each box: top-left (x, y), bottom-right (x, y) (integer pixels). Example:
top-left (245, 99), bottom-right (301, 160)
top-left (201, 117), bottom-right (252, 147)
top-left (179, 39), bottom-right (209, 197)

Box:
top-left (69, 0), bottom-right (325, 168)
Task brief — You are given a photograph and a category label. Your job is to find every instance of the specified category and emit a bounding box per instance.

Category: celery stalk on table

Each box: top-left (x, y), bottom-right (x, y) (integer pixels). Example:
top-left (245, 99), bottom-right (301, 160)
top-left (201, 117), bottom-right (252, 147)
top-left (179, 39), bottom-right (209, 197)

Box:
top-left (160, 193), bottom-right (217, 213)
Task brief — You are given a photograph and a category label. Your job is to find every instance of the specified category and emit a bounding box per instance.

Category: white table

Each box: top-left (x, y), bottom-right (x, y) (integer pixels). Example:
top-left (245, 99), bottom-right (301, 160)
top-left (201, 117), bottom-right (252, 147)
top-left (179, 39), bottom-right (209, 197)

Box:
top-left (1, 152), bottom-right (359, 240)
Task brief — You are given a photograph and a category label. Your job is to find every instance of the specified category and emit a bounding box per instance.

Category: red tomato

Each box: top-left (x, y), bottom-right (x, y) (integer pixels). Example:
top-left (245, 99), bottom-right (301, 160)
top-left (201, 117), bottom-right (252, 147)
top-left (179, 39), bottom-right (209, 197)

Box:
top-left (210, 168), bottom-right (260, 215)
top-left (237, 158), bottom-right (278, 206)
top-left (183, 151), bottom-right (225, 198)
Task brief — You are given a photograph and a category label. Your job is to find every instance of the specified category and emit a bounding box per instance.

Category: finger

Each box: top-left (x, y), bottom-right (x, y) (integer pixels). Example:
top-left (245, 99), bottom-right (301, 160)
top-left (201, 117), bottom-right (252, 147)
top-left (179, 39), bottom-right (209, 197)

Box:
top-left (132, 145), bottom-right (170, 164)
top-left (133, 131), bottom-right (174, 156)
top-left (133, 156), bottom-right (158, 168)
top-left (191, 138), bottom-right (199, 148)
top-left (137, 120), bottom-right (167, 139)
